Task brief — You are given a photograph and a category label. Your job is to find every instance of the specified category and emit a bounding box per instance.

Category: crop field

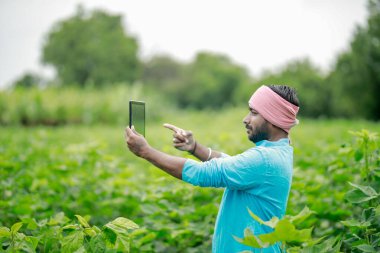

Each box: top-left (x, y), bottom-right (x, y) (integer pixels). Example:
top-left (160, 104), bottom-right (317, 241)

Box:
top-left (1, 107), bottom-right (380, 252)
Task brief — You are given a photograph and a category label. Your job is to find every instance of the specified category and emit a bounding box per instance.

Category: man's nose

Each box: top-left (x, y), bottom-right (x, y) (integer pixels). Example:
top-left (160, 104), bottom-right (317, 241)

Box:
top-left (242, 114), bottom-right (249, 124)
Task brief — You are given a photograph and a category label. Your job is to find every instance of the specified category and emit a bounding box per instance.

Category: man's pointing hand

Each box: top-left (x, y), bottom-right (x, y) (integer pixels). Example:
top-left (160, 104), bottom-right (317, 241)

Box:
top-left (163, 123), bottom-right (196, 152)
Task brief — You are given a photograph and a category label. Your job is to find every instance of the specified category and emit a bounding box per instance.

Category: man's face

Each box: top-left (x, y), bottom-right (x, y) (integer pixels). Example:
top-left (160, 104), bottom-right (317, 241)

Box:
top-left (243, 107), bottom-right (269, 143)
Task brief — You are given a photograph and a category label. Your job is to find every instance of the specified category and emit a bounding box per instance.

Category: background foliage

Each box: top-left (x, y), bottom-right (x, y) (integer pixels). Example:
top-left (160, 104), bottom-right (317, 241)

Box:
top-left (2, 0), bottom-right (380, 252)
top-left (10, 0), bottom-right (378, 120)
top-left (42, 6), bottom-right (140, 86)
top-left (1, 104), bottom-right (380, 251)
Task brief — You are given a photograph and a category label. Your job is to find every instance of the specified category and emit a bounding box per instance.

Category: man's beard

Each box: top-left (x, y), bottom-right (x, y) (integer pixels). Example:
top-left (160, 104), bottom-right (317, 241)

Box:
top-left (247, 122), bottom-right (269, 143)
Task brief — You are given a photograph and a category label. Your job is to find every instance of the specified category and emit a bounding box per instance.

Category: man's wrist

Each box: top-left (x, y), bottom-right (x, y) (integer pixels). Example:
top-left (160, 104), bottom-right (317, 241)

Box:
top-left (189, 141), bottom-right (197, 154)
top-left (140, 145), bottom-right (153, 159)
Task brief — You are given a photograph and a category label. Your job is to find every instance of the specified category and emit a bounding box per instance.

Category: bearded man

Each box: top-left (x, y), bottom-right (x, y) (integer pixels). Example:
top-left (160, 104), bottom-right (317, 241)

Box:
top-left (125, 85), bottom-right (300, 252)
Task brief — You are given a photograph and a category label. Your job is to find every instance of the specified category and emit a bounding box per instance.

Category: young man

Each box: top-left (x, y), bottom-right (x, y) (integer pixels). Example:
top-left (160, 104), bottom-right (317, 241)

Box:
top-left (125, 85), bottom-right (300, 252)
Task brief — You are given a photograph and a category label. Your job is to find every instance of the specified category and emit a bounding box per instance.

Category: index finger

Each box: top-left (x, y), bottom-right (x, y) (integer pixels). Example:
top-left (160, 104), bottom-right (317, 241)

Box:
top-left (163, 123), bottom-right (182, 133)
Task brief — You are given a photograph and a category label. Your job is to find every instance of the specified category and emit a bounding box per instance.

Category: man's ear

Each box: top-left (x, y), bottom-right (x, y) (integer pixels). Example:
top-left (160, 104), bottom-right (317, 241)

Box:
top-left (269, 122), bottom-right (287, 135)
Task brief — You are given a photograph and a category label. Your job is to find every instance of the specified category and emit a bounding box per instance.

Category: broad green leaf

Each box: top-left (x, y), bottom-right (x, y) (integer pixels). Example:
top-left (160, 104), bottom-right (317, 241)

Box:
top-left (61, 230), bottom-right (84, 253)
top-left (103, 227), bottom-right (117, 244)
top-left (92, 225), bottom-right (101, 233)
top-left (73, 246), bottom-right (86, 253)
top-left (247, 208), bottom-right (279, 228)
top-left (17, 236), bottom-right (39, 253)
top-left (130, 228), bottom-right (148, 237)
top-left (112, 217), bottom-right (139, 230)
top-left (89, 234), bottom-right (106, 253)
top-left (302, 237), bottom-right (340, 253)
top-left (21, 218), bottom-right (38, 230)
top-left (104, 217), bottom-right (139, 235)
top-left (345, 189), bottom-right (378, 204)
top-left (303, 235), bottom-right (327, 247)
top-left (341, 219), bottom-right (371, 228)
top-left (354, 150), bottom-right (364, 161)
top-left (134, 232), bottom-right (156, 246)
top-left (272, 219), bottom-right (312, 242)
top-left (375, 204), bottom-right (380, 216)
top-left (18, 239), bottom-right (37, 253)
top-left (0, 227), bottom-right (10, 237)
top-left (240, 209), bottom-right (313, 248)
top-left (233, 233), bottom-right (269, 248)
top-left (62, 224), bottom-right (80, 230)
top-left (37, 218), bottom-right (48, 227)
top-left (233, 228), bottom-right (270, 248)
top-left (26, 236), bottom-right (39, 249)
top-left (48, 212), bottom-right (69, 226)
top-left (11, 222), bottom-right (23, 234)
top-left (331, 239), bottom-right (342, 252)
top-left (75, 215), bottom-right (90, 228)
top-left (356, 244), bottom-right (377, 252)
top-left (84, 228), bottom-right (97, 237)
top-left (116, 232), bottom-right (131, 252)
top-left (348, 182), bottom-right (378, 197)
top-left (259, 230), bottom-right (279, 245)
top-left (13, 231), bottom-right (26, 242)
top-left (289, 206), bottom-right (314, 226)
top-left (287, 247), bottom-right (301, 253)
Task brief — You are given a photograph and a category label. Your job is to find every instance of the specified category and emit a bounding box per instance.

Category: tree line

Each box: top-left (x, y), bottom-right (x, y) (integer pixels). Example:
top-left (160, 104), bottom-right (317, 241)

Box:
top-left (13, 1), bottom-right (380, 120)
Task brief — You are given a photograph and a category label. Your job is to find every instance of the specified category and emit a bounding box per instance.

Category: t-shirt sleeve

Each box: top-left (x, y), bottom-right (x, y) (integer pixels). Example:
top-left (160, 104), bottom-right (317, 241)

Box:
top-left (220, 152), bottom-right (230, 158)
top-left (182, 149), bottom-right (267, 190)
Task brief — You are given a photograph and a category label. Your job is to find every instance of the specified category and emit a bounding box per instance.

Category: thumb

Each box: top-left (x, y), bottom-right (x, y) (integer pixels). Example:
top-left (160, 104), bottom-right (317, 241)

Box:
top-left (131, 125), bottom-right (140, 135)
top-left (125, 126), bottom-right (135, 138)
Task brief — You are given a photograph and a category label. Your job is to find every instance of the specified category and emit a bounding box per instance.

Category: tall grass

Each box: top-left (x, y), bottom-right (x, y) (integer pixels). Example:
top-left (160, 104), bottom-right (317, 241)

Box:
top-left (0, 84), bottom-right (176, 126)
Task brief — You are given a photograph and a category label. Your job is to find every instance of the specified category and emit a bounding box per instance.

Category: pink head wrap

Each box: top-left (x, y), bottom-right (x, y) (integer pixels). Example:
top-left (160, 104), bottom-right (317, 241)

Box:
top-left (249, 85), bottom-right (299, 133)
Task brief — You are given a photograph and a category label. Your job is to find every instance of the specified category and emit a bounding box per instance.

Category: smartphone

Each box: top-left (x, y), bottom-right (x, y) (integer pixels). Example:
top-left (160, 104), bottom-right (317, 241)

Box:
top-left (129, 100), bottom-right (145, 136)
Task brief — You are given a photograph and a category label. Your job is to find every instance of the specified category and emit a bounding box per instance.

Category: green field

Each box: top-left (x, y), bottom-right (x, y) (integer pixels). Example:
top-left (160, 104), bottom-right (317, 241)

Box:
top-left (1, 107), bottom-right (380, 252)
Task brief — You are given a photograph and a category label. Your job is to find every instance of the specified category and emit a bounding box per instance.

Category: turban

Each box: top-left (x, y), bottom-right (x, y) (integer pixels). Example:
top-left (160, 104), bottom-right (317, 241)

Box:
top-left (249, 85), bottom-right (299, 133)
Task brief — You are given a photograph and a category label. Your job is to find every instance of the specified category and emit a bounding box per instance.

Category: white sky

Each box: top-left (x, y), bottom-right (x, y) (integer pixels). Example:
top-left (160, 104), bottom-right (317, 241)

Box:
top-left (0, 0), bottom-right (368, 87)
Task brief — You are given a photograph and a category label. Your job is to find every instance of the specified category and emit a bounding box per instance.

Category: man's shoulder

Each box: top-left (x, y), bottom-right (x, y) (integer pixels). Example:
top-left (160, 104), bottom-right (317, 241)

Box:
top-left (243, 144), bottom-right (293, 162)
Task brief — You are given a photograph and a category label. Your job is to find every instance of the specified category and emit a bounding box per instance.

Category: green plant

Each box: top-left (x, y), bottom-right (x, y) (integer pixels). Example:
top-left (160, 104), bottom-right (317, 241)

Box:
top-left (339, 130), bottom-right (380, 252)
top-left (234, 207), bottom-right (323, 252)
top-left (0, 214), bottom-right (139, 253)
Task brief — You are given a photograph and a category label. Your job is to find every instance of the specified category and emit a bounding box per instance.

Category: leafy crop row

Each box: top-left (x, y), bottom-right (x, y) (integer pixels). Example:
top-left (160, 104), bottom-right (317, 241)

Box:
top-left (0, 214), bottom-right (138, 252)
top-left (1, 118), bottom-right (380, 252)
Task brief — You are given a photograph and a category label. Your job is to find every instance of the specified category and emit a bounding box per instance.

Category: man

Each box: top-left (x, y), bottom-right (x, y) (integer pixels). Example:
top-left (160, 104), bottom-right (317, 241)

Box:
top-left (125, 85), bottom-right (300, 252)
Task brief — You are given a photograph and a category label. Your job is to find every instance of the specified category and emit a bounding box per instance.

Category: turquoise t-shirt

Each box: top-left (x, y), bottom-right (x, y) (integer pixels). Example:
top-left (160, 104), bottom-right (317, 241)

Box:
top-left (182, 138), bottom-right (293, 253)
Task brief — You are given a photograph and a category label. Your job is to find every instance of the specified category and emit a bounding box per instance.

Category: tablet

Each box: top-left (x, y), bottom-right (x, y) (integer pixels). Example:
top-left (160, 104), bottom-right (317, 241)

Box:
top-left (129, 100), bottom-right (145, 136)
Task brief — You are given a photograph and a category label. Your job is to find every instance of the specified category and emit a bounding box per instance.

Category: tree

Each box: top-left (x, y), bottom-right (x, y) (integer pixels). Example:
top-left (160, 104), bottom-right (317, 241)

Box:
top-left (327, 0), bottom-right (380, 119)
top-left (12, 72), bottom-right (44, 88)
top-left (42, 6), bottom-right (140, 86)
top-left (141, 54), bottom-right (184, 88)
top-left (257, 58), bottom-right (328, 118)
top-left (174, 52), bottom-right (251, 109)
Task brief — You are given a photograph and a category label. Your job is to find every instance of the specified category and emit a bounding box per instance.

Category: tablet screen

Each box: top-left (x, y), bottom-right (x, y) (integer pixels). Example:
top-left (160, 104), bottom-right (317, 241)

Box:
top-left (129, 101), bottom-right (145, 136)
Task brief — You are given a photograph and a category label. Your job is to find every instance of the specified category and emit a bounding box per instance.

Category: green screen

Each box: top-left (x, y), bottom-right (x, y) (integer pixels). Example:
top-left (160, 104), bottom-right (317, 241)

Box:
top-left (130, 101), bottom-right (145, 136)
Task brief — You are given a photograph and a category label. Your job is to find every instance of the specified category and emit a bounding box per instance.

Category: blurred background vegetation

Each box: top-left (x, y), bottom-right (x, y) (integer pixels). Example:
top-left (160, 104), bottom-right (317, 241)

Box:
top-left (2, 0), bottom-right (380, 125)
top-left (1, 2), bottom-right (380, 251)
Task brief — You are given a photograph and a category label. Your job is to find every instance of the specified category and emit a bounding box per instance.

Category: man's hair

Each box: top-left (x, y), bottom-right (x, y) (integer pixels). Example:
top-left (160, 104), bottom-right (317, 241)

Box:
top-left (267, 85), bottom-right (300, 107)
